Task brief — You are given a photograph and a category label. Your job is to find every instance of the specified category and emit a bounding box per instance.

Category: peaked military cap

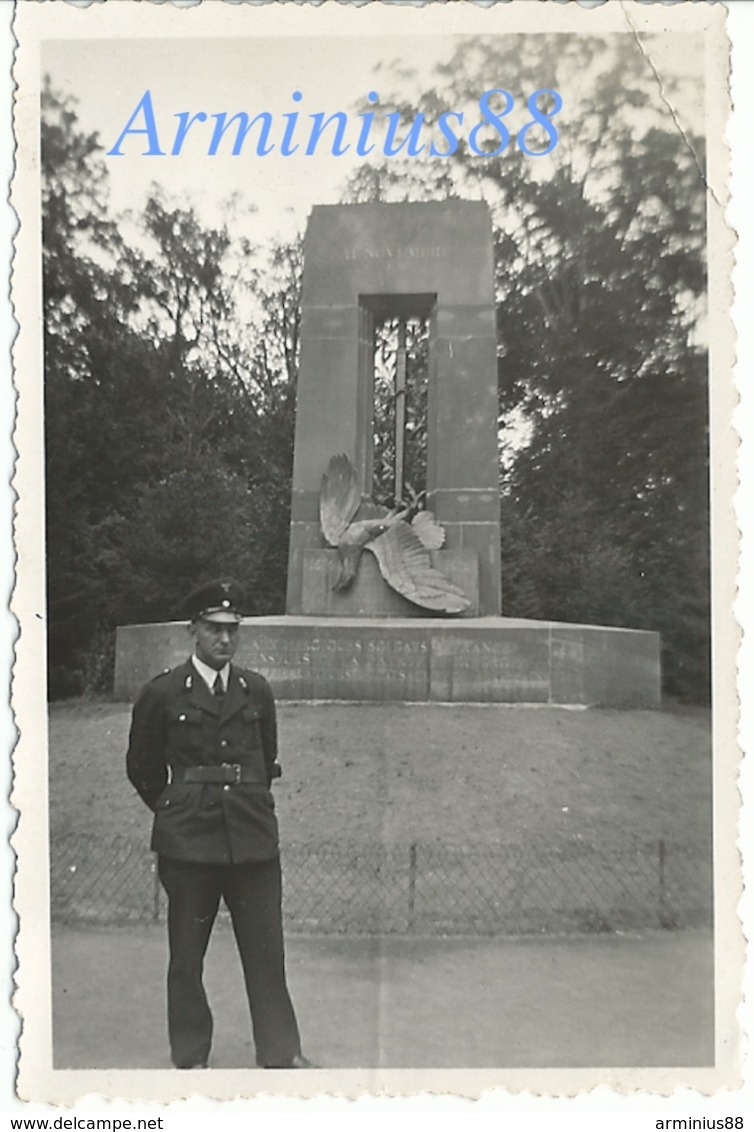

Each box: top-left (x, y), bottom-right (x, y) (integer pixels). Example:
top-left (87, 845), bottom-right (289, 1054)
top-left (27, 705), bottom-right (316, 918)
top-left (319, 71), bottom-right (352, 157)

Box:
top-left (181, 578), bottom-right (246, 623)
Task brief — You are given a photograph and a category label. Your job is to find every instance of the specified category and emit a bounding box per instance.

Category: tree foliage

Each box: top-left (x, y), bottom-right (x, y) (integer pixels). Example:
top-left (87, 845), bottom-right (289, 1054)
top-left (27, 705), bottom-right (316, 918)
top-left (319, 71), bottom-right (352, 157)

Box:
top-left (372, 316), bottom-right (429, 506)
top-left (343, 35), bottom-right (710, 699)
top-left (42, 83), bottom-right (300, 697)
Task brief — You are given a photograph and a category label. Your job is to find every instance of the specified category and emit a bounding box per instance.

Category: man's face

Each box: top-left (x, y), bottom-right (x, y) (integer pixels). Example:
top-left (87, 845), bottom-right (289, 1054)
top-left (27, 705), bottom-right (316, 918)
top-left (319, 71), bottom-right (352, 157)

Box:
top-left (189, 618), bottom-right (240, 670)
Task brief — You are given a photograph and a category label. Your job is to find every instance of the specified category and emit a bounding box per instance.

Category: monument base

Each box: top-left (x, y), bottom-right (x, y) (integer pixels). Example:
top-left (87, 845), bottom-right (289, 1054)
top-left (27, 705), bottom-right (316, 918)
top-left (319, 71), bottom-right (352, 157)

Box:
top-left (114, 616), bottom-right (661, 707)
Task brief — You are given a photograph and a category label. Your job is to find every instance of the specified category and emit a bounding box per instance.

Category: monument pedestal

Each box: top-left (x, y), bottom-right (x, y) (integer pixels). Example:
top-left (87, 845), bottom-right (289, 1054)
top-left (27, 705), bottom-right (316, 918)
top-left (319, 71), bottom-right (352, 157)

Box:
top-left (114, 616), bottom-right (661, 707)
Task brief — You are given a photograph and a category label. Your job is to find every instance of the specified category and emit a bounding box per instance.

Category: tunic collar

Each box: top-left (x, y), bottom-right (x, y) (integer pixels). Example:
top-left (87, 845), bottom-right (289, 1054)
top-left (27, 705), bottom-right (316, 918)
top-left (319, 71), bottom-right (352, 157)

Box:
top-left (191, 654), bottom-right (230, 693)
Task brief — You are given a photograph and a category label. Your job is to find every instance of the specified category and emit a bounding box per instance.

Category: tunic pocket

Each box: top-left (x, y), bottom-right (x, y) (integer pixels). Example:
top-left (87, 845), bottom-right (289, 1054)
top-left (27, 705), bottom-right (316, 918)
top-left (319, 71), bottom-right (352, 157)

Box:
top-left (154, 782), bottom-right (194, 811)
top-left (168, 707), bottom-right (203, 753)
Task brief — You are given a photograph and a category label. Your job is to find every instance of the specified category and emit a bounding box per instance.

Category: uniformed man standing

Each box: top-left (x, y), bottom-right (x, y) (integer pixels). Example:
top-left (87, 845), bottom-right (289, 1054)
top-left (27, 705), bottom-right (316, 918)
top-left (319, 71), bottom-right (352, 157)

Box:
top-left (126, 578), bottom-right (313, 1070)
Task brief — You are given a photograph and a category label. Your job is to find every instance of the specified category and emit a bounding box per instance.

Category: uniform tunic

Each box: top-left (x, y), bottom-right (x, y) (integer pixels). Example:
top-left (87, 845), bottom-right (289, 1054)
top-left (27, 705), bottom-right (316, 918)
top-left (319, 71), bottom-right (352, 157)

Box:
top-left (126, 657), bottom-right (301, 1069)
top-left (126, 659), bottom-right (281, 864)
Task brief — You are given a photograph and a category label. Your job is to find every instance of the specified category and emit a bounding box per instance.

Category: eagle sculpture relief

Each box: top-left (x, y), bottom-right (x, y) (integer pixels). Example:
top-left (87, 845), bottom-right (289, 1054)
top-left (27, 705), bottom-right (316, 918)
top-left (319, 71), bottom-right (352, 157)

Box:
top-left (319, 454), bottom-right (471, 614)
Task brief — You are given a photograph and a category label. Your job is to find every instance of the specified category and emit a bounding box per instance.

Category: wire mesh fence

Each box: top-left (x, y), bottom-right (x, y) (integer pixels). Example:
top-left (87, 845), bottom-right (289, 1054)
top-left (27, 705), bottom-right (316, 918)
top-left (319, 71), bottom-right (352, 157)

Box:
top-left (50, 832), bottom-right (712, 936)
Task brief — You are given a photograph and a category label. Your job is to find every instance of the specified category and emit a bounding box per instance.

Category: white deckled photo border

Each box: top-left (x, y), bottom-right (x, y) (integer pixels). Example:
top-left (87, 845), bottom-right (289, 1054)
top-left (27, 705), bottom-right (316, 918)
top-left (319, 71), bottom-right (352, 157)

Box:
top-left (5, 0), bottom-right (749, 1112)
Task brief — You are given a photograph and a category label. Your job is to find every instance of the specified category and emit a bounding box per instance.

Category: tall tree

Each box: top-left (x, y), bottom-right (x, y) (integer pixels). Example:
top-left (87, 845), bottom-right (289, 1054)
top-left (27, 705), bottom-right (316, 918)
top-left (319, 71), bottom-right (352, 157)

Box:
top-left (42, 85), bottom-right (302, 695)
top-left (343, 34), bottom-right (709, 698)
top-left (42, 80), bottom-right (157, 695)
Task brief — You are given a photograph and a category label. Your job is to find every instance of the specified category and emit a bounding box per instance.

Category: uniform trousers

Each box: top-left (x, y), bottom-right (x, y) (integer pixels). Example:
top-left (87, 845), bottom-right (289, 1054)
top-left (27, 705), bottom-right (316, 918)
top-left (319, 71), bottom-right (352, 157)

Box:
top-left (157, 854), bottom-right (301, 1069)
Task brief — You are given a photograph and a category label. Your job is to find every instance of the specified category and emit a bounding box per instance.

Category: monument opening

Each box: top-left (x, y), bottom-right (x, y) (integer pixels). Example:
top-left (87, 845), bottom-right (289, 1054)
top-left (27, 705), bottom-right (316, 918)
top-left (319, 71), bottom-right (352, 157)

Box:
top-left (370, 306), bottom-right (432, 509)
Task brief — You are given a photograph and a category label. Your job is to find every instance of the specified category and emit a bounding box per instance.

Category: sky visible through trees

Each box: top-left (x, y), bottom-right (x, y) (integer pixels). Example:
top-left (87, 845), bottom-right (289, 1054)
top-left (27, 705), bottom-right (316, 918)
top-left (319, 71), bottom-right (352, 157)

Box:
top-left (42, 32), bottom-right (710, 701)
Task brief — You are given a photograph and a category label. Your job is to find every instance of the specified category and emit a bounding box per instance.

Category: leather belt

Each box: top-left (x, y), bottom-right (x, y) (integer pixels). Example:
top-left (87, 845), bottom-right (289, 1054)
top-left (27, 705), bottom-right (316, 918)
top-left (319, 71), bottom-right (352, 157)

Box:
top-left (172, 764), bottom-right (266, 785)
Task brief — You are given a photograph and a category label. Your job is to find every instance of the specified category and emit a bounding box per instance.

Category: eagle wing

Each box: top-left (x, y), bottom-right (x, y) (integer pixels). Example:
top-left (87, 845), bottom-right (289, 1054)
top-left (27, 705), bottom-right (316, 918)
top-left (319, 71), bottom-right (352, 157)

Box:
top-left (319, 454), bottom-right (362, 546)
top-left (366, 521), bottom-right (471, 613)
top-left (411, 509), bottom-right (446, 550)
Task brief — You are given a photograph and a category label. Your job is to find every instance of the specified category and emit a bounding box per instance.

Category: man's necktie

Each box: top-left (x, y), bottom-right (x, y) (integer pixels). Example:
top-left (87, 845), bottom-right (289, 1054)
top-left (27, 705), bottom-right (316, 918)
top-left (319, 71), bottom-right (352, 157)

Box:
top-left (213, 673), bottom-right (225, 698)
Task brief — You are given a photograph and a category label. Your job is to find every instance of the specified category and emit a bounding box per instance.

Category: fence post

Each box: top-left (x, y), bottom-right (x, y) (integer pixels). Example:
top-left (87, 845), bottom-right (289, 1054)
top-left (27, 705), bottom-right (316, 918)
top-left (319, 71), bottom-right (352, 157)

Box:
top-left (658, 838), bottom-right (668, 927)
top-left (153, 862), bottom-right (161, 923)
top-left (408, 842), bottom-right (417, 934)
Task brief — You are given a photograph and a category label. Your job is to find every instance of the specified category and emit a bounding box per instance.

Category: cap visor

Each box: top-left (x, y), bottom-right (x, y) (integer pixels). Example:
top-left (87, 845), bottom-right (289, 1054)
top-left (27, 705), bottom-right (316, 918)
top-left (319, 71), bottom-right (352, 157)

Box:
top-left (198, 610), bottom-right (242, 624)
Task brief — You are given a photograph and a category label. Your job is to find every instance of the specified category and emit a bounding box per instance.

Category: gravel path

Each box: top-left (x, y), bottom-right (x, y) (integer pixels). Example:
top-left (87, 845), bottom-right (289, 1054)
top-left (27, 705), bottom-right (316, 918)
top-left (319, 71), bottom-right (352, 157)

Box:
top-left (51, 924), bottom-right (714, 1073)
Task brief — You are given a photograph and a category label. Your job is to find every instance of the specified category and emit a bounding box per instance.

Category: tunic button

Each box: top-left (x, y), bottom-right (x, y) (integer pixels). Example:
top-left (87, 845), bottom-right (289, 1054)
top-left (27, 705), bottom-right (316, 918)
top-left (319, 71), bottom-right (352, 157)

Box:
top-left (223, 784), bottom-right (230, 791)
top-left (220, 739), bottom-right (228, 748)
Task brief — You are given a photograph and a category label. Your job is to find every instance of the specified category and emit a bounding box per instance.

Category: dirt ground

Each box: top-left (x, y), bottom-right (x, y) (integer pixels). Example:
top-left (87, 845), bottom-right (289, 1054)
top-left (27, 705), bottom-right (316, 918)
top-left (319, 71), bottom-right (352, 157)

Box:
top-left (48, 699), bottom-right (712, 855)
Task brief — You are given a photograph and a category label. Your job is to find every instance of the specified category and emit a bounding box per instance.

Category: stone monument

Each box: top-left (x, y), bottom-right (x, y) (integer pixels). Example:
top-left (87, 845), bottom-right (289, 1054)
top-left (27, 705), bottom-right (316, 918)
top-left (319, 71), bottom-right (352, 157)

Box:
top-left (114, 202), bottom-right (661, 707)
top-left (287, 202), bottom-right (500, 620)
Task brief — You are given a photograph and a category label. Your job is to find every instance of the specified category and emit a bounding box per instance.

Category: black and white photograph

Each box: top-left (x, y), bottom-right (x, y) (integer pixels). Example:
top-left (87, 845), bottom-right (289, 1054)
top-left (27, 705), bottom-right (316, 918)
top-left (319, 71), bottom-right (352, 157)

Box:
top-left (8, 0), bottom-right (742, 1107)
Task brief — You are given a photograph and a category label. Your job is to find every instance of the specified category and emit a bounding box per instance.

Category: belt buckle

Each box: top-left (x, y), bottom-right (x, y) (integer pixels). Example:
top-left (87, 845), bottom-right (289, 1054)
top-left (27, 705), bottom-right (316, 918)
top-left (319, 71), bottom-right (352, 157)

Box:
top-left (222, 762), bottom-right (241, 785)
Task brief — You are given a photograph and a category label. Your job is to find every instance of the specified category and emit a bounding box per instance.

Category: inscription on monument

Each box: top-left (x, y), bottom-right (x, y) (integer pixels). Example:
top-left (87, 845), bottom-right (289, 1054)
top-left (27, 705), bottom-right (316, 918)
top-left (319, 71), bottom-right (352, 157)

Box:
top-left (240, 627), bottom-right (431, 700)
top-left (431, 630), bottom-right (551, 703)
top-left (342, 245), bottom-right (448, 261)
